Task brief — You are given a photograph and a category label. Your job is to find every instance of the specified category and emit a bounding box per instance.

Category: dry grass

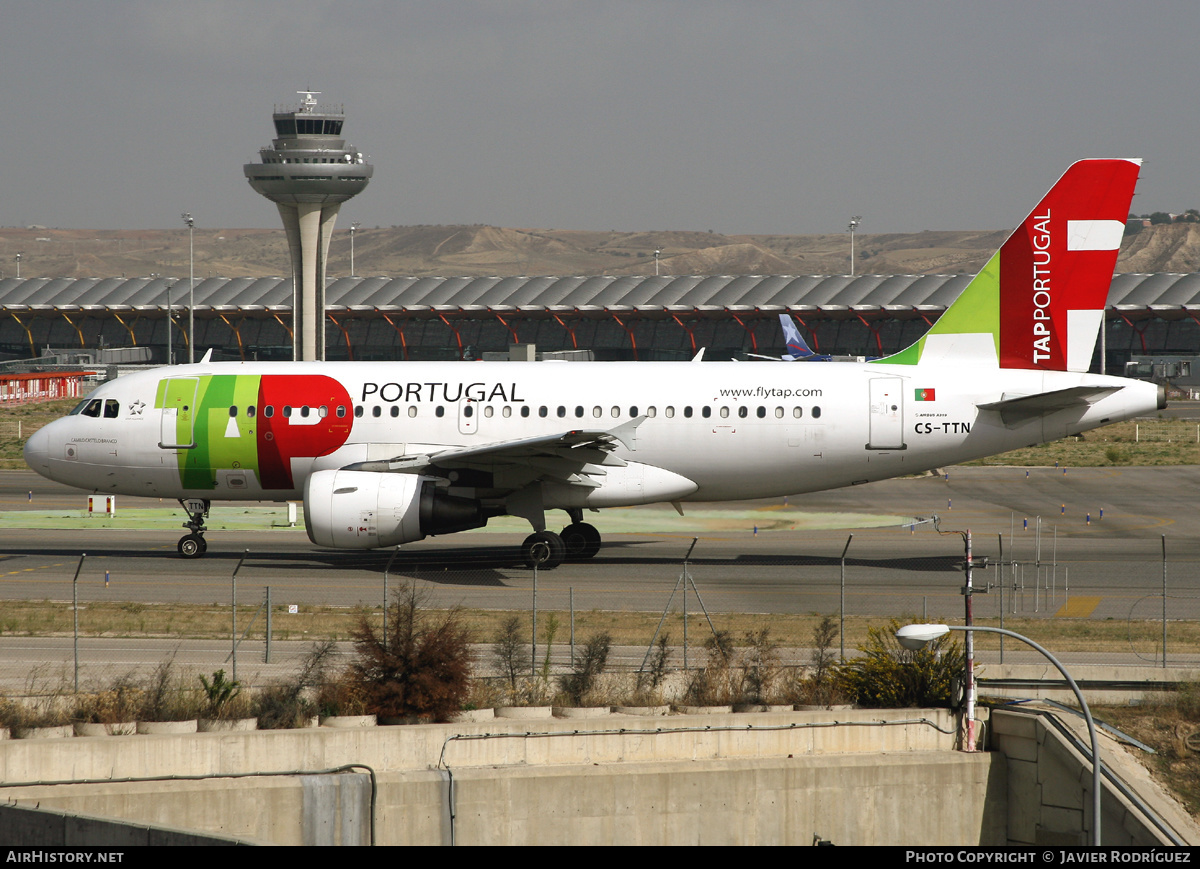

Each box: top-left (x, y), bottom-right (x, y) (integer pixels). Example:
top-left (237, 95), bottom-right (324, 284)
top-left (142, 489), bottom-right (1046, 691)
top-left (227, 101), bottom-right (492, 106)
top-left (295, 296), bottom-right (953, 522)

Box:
top-left (2, 599), bottom-right (1199, 658)
top-left (0, 398), bottom-right (80, 468)
top-left (1095, 690), bottom-right (1200, 822)
top-left (967, 418), bottom-right (1200, 467)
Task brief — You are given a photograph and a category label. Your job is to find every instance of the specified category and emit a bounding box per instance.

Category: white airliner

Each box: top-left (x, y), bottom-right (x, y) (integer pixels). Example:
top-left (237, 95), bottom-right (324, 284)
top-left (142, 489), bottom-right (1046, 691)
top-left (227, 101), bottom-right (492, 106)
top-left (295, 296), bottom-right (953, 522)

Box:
top-left (24, 159), bottom-right (1161, 568)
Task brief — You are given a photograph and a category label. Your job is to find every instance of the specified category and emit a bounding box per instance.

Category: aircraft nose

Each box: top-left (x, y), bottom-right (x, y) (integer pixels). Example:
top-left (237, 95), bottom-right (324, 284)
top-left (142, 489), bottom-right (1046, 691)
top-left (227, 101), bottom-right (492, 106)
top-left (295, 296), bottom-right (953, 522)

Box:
top-left (23, 425), bottom-right (50, 472)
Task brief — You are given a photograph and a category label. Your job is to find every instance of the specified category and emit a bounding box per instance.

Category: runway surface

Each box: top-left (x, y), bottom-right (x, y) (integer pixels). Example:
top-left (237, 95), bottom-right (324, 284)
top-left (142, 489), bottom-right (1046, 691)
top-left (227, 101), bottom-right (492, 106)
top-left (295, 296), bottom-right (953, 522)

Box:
top-left (2, 465), bottom-right (1197, 622)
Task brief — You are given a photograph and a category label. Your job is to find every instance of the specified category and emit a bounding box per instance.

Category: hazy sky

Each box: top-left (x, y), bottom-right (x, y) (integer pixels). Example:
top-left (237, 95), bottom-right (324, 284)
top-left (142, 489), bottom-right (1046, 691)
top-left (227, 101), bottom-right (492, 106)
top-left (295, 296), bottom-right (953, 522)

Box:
top-left (4, 1), bottom-right (1198, 235)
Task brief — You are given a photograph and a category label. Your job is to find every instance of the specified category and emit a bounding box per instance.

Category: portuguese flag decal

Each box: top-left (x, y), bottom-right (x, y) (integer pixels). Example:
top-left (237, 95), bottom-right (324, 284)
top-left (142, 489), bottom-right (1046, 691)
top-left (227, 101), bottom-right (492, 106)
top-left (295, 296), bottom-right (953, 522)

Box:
top-left (914, 388), bottom-right (936, 402)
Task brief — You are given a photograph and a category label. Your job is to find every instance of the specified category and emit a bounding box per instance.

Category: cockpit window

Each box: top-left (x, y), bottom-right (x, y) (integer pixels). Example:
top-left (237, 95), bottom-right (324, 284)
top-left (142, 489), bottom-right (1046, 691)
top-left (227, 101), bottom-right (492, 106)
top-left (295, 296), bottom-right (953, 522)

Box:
top-left (80, 399), bottom-right (102, 418)
top-left (69, 399), bottom-right (91, 416)
top-left (104, 400), bottom-right (119, 418)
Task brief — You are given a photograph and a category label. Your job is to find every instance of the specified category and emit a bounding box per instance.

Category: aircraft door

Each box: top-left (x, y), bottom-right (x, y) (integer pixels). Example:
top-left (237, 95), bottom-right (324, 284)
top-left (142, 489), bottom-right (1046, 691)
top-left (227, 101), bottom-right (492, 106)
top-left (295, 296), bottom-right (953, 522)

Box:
top-left (159, 377), bottom-right (199, 449)
top-left (867, 377), bottom-right (906, 450)
top-left (458, 400), bottom-right (478, 435)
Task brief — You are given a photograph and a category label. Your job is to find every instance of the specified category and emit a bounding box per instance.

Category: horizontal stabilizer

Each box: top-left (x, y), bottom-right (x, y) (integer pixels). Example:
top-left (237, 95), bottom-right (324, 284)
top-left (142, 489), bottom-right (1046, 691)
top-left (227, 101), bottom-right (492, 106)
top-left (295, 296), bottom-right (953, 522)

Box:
top-left (977, 386), bottom-right (1120, 425)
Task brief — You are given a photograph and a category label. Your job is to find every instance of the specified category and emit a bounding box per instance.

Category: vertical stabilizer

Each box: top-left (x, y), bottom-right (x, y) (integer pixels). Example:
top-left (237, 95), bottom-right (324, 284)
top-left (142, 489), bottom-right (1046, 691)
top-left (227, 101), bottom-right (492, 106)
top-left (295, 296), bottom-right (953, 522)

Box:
top-left (878, 159), bottom-right (1141, 371)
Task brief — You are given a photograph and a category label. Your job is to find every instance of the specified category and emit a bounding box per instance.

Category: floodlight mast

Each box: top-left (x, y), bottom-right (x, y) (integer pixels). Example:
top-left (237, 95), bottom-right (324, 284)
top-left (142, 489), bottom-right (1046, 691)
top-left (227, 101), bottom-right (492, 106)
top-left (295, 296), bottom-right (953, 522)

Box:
top-left (847, 216), bottom-right (862, 276)
top-left (182, 213), bottom-right (194, 364)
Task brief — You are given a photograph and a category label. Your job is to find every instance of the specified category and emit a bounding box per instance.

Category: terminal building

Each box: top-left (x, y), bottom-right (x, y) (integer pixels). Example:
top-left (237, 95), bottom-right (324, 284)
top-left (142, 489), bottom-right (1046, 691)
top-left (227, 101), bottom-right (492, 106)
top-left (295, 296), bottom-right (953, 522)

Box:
top-left (2, 271), bottom-right (1200, 375)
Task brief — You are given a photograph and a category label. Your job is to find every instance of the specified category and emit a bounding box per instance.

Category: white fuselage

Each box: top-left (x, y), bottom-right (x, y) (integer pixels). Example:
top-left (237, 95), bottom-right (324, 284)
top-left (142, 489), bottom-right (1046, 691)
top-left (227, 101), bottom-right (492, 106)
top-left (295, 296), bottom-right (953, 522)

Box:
top-left (25, 359), bottom-right (1161, 509)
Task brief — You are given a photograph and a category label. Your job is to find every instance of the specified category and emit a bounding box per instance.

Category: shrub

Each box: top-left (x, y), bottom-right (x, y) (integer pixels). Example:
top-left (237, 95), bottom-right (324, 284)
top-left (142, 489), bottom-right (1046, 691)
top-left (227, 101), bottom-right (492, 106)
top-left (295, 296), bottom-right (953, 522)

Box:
top-left (683, 630), bottom-right (739, 706)
top-left (137, 660), bottom-right (203, 722)
top-left (199, 670), bottom-right (242, 719)
top-left (72, 677), bottom-right (143, 724)
top-left (837, 619), bottom-right (964, 708)
top-left (492, 616), bottom-right (530, 693)
top-left (559, 632), bottom-right (612, 705)
top-left (347, 581), bottom-right (473, 722)
top-left (739, 628), bottom-right (781, 704)
top-left (255, 640), bottom-right (336, 728)
top-left (793, 616), bottom-right (847, 707)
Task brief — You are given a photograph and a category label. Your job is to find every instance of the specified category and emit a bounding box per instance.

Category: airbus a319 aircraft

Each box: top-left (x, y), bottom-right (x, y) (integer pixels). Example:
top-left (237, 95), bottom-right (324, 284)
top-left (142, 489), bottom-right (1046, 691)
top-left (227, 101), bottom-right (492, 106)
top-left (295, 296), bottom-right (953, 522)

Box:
top-left (25, 159), bottom-right (1162, 568)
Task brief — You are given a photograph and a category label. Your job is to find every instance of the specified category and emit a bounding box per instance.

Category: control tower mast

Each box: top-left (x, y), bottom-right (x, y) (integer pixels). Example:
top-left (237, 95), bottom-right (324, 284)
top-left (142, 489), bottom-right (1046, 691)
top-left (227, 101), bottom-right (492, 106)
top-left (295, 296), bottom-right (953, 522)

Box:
top-left (244, 91), bottom-right (373, 360)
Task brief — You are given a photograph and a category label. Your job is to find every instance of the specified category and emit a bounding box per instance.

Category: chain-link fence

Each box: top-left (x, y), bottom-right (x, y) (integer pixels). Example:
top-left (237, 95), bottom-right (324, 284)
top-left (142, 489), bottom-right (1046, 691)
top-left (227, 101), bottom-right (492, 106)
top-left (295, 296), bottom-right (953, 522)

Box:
top-left (2, 522), bottom-right (1197, 700)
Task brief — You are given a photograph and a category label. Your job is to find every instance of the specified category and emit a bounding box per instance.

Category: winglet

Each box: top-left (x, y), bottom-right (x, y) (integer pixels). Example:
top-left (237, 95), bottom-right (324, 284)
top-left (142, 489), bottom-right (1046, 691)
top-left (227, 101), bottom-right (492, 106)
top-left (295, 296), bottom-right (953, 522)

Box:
top-left (876, 159), bottom-right (1141, 371)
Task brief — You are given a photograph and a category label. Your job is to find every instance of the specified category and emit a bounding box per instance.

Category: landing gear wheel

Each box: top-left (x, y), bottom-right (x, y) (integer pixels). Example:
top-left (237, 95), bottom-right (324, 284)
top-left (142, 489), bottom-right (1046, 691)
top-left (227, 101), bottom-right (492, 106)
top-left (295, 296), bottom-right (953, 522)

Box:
top-left (561, 522), bottom-right (602, 560)
top-left (178, 533), bottom-right (207, 559)
top-left (522, 531), bottom-right (566, 570)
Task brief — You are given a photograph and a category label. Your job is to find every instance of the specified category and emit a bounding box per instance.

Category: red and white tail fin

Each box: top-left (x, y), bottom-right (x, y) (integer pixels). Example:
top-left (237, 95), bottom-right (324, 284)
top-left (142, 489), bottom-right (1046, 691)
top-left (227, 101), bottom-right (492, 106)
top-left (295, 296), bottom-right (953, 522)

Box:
top-left (877, 159), bottom-right (1141, 371)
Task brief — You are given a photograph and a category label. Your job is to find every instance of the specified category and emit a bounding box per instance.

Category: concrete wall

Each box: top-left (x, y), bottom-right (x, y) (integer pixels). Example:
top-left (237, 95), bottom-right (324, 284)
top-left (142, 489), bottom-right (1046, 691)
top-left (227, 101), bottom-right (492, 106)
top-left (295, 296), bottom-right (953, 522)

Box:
top-left (0, 707), bottom-right (1188, 846)
top-left (991, 708), bottom-right (1199, 846)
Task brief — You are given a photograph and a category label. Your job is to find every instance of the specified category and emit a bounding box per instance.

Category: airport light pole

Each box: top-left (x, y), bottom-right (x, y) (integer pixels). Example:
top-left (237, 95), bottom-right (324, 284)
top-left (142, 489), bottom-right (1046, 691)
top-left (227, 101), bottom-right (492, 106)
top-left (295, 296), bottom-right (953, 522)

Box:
top-left (654, 249), bottom-right (661, 276)
top-left (847, 216), bottom-right (862, 276)
top-left (182, 213), bottom-right (194, 363)
top-left (896, 623), bottom-right (1103, 846)
top-left (165, 278), bottom-right (173, 366)
top-left (350, 222), bottom-right (360, 277)
top-left (15, 252), bottom-right (21, 279)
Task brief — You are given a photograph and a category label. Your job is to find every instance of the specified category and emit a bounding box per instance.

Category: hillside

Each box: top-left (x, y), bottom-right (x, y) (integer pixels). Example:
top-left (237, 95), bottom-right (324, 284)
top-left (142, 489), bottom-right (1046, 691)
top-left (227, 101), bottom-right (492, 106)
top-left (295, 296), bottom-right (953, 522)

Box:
top-left (0, 223), bottom-right (1192, 282)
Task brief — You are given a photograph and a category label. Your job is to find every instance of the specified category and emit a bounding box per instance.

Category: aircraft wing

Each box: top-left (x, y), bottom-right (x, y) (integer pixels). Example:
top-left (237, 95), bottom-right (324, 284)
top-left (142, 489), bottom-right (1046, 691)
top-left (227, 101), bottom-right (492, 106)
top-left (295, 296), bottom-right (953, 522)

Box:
top-left (344, 416), bottom-right (643, 488)
top-left (977, 386), bottom-right (1121, 425)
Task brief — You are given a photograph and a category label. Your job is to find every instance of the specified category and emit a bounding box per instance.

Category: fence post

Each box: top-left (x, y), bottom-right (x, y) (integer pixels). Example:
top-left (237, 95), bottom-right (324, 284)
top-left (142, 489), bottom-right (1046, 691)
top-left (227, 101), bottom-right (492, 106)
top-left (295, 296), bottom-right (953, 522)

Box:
top-left (72, 553), bottom-right (86, 693)
top-left (839, 534), bottom-right (853, 662)
top-left (1162, 535), bottom-right (1168, 668)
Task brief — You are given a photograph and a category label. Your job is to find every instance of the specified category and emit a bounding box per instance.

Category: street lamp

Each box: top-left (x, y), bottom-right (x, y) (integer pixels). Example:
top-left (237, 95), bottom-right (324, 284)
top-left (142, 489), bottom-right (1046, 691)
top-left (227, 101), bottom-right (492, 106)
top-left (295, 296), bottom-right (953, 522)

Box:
top-left (182, 213), bottom-right (194, 363)
top-left (15, 252), bottom-right (21, 279)
top-left (654, 249), bottom-right (661, 277)
top-left (350, 222), bottom-right (360, 277)
top-left (167, 279), bottom-right (173, 365)
top-left (896, 623), bottom-right (1103, 846)
top-left (847, 216), bottom-right (862, 276)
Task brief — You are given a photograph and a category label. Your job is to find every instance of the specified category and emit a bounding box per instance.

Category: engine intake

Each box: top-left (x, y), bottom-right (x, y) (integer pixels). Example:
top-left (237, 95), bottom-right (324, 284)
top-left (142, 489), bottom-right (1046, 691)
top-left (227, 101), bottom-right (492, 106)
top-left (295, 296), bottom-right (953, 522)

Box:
top-left (304, 469), bottom-right (488, 549)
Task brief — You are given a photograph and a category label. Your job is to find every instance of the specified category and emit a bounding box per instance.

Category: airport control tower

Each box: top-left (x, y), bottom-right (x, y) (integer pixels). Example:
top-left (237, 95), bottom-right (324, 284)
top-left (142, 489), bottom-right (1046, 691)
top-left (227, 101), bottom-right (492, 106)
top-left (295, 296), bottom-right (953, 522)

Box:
top-left (244, 91), bottom-right (373, 360)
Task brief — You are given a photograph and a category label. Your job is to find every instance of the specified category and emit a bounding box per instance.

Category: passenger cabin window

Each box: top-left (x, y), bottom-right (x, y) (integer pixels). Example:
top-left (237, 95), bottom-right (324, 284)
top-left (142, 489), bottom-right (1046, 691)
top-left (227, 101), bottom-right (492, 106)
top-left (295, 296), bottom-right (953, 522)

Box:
top-left (229, 406), bottom-right (238, 418)
top-left (372, 406), bottom-right (381, 418)
top-left (283, 406), bottom-right (293, 419)
top-left (354, 406), bottom-right (363, 418)
top-left (813, 406), bottom-right (822, 419)
top-left (408, 407), bottom-right (418, 418)
top-left (520, 406), bottom-right (530, 418)
top-left (683, 406), bottom-right (692, 418)
top-left (702, 406), bottom-right (712, 419)
top-left (436, 406), bottom-right (445, 418)
top-left (265, 405), bottom-right (275, 418)
top-left (247, 406), bottom-right (256, 418)
top-left (390, 406), bottom-right (399, 417)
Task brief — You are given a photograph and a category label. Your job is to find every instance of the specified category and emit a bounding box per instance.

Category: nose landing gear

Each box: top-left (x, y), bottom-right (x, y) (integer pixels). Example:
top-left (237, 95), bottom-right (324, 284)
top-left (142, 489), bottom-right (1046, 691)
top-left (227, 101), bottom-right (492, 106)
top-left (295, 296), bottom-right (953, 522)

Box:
top-left (177, 498), bottom-right (210, 558)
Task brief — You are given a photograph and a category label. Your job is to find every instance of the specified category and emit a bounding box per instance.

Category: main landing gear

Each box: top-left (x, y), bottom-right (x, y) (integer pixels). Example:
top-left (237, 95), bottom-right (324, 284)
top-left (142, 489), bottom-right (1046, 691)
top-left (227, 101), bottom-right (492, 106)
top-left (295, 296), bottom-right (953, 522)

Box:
top-left (177, 498), bottom-right (210, 559)
top-left (520, 512), bottom-right (603, 569)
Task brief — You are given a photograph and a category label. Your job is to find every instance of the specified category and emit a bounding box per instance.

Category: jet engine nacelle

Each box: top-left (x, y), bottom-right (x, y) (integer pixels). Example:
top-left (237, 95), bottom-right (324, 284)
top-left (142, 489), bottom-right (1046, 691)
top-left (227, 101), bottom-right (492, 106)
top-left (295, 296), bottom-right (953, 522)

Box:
top-left (304, 469), bottom-right (488, 550)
